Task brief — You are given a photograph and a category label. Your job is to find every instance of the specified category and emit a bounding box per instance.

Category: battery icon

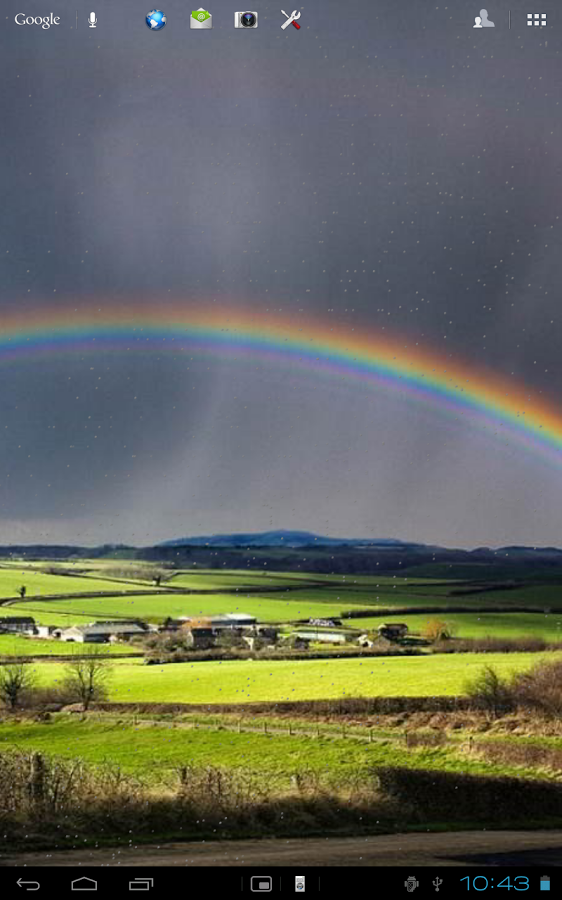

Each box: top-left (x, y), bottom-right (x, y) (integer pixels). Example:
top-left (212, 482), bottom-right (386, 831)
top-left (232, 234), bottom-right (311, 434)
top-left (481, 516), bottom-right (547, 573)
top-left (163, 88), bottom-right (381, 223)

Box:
top-left (540, 876), bottom-right (550, 891)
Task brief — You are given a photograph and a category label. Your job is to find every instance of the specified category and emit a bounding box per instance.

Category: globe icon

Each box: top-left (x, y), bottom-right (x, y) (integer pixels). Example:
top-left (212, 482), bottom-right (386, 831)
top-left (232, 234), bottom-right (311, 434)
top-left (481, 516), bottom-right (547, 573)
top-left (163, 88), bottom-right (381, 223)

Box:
top-left (146, 10), bottom-right (166, 30)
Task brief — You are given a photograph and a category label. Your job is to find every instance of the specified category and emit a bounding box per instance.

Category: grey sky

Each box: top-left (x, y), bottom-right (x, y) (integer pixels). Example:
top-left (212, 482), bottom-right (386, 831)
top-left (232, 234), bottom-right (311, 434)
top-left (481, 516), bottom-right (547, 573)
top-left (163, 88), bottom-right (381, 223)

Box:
top-left (1, 1), bottom-right (561, 547)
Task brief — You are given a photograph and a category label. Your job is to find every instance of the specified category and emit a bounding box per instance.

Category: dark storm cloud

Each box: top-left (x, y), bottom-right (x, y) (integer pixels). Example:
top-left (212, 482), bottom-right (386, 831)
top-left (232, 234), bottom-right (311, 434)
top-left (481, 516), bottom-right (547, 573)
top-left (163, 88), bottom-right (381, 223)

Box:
top-left (1, 0), bottom-right (562, 546)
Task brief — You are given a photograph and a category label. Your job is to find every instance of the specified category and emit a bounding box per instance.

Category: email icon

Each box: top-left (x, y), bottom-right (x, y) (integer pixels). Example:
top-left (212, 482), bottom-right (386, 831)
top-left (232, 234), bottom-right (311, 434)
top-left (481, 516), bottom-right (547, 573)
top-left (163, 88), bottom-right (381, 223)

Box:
top-left (191, 8), bottom-right (212, 28)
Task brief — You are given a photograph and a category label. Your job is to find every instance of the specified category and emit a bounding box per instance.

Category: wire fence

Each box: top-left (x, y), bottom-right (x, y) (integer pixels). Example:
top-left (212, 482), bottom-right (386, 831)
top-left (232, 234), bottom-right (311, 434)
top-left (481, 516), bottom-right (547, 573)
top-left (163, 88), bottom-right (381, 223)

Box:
top-left (83, 709), bottom-right (476, 752)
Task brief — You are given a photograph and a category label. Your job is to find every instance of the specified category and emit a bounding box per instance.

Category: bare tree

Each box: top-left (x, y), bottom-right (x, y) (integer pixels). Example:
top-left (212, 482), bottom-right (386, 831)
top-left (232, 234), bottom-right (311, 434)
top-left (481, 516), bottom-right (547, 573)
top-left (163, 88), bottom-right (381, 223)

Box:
top-left (0, 661), bottom-right (36, 709)
top-left (18, 585), bottom-right (26, 598)
top-left (63, 648), bottom-right (111, 710)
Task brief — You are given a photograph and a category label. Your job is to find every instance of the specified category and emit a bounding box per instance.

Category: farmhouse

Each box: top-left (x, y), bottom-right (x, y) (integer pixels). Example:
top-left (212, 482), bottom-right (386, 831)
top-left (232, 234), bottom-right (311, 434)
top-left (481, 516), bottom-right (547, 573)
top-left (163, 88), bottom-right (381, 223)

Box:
top-left (57, 621), bottom-right (149, 643)
top-left (0, 616), bottom-right (35, 634)
top-left (182, 626), bottom-right (215, 649)
top-left (377, 622), bottom-right (409, 640)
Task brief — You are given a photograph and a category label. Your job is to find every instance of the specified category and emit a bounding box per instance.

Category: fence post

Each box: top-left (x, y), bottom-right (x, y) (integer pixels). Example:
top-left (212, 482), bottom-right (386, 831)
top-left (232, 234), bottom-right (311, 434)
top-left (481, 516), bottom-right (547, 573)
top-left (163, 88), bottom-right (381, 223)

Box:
top-left (29, 752), bottom-right (45, 806)
top-left (369, 729), bottom-right (373, 743)
top-left (264, 721), bottom-right (267, 734)
top-left (289, 722), bottom-right (292, 736)
top-left (238, 718), bottom-right (242, 733)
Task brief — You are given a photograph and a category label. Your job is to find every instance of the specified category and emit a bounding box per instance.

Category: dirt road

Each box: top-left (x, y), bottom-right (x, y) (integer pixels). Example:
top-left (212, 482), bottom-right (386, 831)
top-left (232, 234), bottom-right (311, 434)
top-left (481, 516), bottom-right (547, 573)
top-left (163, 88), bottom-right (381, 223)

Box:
top-left (2, 831), bottom-right (562, 867)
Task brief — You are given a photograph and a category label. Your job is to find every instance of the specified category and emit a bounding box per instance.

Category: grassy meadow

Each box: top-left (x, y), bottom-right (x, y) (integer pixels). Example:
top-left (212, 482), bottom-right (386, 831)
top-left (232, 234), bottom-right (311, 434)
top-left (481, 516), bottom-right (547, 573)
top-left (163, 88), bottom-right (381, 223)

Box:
top-left (349, 612), bottom-right (562, 640)
top-left (0, 634), bottom-right (142, 657)
top-left (4, 592), bottom-right (371, 625)
top-left (0, 716), bottom-right (552, 786)
top-left (3, 559), bottom-right (562, 846)
top-left (0, 568), bottom-right (144, 598)
top-left (26, 651), bottom-right (561, 703)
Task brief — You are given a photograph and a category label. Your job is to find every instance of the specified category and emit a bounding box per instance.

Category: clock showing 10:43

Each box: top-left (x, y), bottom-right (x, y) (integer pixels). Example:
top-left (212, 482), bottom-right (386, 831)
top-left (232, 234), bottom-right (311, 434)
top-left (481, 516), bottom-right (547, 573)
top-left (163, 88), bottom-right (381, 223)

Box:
top-left (460, 877), bottom-right (532, 891)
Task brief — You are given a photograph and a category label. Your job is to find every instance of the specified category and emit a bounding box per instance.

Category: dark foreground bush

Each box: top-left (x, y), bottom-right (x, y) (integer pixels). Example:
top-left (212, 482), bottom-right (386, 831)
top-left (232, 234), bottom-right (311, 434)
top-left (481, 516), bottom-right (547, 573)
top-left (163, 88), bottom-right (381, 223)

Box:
top-left (3, 749), bottom-right (561, 847)
top-left (376, 766), bottom-right (562, 823)
top-left (0, 750), bottom-right (400, 846)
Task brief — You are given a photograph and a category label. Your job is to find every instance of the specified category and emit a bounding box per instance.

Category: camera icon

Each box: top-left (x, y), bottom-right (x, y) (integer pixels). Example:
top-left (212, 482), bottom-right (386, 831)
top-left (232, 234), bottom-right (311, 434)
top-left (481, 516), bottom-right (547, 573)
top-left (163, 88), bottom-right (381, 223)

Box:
top-left (234, 11), bottom-right (258, 27)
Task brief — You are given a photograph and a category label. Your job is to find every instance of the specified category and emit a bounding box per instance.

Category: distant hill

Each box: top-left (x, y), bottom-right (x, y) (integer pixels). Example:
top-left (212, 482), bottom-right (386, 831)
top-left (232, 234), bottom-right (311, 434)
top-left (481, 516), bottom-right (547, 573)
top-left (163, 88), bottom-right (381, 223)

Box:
top-left (157, 530), bottom-right (413, 549)
top-left (2, 535), bottom-right (562, 579)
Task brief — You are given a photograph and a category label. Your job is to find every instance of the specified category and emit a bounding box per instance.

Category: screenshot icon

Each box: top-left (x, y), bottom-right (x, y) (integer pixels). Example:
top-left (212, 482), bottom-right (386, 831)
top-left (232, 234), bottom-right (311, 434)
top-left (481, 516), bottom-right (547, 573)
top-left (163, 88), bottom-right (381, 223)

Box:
top-left (250, 877), bottom-right (272, 892)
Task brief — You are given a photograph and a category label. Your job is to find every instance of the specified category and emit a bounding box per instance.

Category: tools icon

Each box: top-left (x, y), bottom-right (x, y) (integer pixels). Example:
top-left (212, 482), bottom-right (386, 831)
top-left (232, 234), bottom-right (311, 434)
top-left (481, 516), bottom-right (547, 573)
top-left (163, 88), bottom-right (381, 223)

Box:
top-left (281, 9), bottom-right (301, 29)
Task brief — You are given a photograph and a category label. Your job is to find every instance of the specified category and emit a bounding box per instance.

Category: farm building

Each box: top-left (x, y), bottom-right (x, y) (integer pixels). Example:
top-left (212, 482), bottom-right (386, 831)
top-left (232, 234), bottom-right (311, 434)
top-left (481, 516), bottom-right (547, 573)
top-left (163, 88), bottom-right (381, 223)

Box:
top-left (357, 634), bottom-right (374, 648)
top-left (0, 616), bottom-right (35, 634)
top-left (35, 625), bottom-right (60, 639)
top-left (290, 630), bottom-right (347, 645)
top-left (254, 625), bottom-right (279, 641)
top-left (182, 626), bottom-right (215, 649)
top-left (377, 622), bottom-right (409, 640)
top-left (57, 621), bottom-right (149, 643)
top-left (179, 613), bottom-right (257, 630)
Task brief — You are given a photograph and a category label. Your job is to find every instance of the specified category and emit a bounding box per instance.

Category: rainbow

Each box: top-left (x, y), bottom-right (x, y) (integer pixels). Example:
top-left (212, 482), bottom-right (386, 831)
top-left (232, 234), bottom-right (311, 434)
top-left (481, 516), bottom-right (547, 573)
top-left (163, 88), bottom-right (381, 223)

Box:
top-left (0, 301), bottom-right (560, 467)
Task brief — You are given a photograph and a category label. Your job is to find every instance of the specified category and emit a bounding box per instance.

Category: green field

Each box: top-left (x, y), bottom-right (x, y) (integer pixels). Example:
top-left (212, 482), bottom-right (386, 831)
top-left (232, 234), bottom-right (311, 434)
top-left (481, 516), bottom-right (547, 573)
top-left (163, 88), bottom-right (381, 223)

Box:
top-left (0, 635), bottom-right (142, 657)
top-left (4, 593), bottom-right (369, 625)
top-left (27, 652), bottom-right (560, 704)
top-left (261, 587), bottom-right (437, 606)
top-left (0, 717), bottom-right (549, 786)
top-left (168, 572), bottom-right (315, 589)
top-left (349, 612), bottom-right (562, 640)
top-left (0, 568), bottom-right (147, 599)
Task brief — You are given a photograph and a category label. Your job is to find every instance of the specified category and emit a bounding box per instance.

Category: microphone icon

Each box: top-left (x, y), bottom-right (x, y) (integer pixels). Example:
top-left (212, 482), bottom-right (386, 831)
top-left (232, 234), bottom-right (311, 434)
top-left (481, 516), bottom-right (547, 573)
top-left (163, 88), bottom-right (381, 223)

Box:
top-left (88, 12), bottom-right (97, 27)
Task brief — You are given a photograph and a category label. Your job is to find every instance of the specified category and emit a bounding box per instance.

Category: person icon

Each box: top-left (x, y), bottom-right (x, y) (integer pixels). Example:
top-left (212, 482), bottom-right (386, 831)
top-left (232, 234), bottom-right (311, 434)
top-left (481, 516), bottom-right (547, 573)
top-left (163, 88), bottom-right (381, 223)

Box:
top-left (473, 15), bottom-right (482, 27)
top-left (479, 9), bottom-right (495, 26)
